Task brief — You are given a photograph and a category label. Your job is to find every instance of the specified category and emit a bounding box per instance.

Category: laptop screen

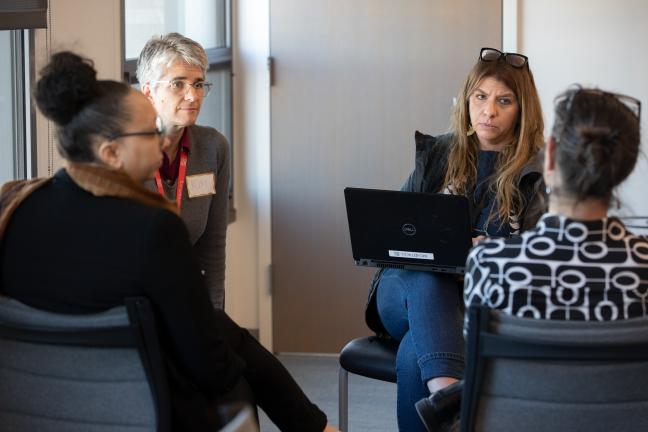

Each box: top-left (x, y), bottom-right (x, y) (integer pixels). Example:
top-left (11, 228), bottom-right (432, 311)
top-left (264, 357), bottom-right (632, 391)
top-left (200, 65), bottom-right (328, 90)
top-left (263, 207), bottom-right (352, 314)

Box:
top-left (344, 187), bottom-right (472, 273)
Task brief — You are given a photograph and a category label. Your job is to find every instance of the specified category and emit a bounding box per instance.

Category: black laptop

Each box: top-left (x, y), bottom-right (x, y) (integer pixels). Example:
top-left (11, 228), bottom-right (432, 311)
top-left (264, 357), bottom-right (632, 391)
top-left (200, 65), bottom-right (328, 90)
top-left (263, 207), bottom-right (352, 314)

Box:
top-left (344, 187), bottom-right (472, 274)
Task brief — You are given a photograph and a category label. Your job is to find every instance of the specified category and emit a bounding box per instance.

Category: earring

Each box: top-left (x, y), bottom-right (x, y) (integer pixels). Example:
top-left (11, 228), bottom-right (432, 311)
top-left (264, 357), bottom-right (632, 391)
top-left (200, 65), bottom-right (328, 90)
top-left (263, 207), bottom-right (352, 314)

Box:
top-left (467, 125), bottom-right (475, 136)
top-left (545, 185), bottom-right (552, 195)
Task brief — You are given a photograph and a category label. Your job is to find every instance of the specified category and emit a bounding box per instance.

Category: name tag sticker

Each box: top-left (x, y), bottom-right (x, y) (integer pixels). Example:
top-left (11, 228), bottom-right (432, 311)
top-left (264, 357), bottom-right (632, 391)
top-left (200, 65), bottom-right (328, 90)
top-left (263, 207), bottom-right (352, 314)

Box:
top-left (186, 173), bottom-right (216, 198)
top-left (388, 250), bottom-right (435, 261)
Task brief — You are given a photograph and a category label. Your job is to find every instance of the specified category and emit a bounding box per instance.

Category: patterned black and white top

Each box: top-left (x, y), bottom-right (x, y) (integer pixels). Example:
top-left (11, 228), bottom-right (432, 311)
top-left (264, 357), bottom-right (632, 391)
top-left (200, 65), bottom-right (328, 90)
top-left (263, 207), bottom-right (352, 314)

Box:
top-left (464, 214), bottom-right (648, 322)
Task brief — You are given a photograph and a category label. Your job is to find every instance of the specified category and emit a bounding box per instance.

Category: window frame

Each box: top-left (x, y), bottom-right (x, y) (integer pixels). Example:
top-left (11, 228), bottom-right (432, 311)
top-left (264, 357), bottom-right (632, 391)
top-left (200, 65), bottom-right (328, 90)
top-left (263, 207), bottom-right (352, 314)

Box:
top-left (0, 2), bottom-right (44, 182)
top-left (1, 29), bottom-right (32, 182)
top-left (10, 30), bottom-right (27, 180)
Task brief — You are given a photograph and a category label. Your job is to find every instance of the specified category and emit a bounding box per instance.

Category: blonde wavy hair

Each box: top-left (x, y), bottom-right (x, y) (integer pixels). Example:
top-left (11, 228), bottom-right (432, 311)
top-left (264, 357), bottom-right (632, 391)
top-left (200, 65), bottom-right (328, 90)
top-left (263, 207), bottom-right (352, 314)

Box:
top-left (444, 58), bottom-right (544, 226)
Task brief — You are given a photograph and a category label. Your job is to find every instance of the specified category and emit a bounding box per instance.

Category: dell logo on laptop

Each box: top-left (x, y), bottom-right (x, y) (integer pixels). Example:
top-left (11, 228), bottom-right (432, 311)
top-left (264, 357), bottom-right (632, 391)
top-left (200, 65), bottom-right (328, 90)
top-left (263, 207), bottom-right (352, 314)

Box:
top-left (402, 223), bottom-right (417, 236)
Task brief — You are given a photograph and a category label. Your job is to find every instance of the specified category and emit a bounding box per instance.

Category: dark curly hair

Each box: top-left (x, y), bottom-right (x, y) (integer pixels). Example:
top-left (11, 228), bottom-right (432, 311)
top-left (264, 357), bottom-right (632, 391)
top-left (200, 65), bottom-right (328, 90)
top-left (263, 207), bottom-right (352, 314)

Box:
top-left (34, 51), bottom-right (131, 162)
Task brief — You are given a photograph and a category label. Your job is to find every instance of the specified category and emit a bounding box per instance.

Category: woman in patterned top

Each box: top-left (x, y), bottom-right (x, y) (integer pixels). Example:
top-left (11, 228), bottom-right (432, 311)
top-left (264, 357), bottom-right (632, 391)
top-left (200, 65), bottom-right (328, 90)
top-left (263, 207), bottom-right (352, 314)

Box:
top-left (464, 86), bottom-right (644, 322)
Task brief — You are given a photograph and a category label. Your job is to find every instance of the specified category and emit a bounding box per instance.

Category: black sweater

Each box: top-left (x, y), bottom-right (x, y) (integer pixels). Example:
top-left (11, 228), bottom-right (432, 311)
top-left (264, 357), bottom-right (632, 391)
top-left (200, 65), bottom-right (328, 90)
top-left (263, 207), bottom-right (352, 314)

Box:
top-left (0, 169), bottom-right (244, 430)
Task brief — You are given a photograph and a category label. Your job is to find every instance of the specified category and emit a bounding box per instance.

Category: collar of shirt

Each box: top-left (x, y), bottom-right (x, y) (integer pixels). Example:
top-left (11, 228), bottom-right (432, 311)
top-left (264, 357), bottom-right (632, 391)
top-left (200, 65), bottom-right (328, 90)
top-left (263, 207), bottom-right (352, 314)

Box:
top-left (537, 214), bottom-right (624, 242)
top-left (159, 128), bottom-right (191, 183)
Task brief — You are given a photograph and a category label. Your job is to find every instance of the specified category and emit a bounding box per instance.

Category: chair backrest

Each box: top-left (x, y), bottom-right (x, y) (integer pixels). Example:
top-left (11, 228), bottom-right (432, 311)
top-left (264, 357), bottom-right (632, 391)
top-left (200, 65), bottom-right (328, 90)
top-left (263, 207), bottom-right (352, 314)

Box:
top-left (461, 306), bottom-right (648, 432)
top-left (0, 296), bottom-right (170, 432)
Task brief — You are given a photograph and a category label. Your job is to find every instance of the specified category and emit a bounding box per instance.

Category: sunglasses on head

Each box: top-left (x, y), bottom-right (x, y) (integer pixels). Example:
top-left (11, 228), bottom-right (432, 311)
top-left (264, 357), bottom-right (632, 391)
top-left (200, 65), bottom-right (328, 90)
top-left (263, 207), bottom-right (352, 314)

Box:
top-left (479, 47), bottom-right (528, 69)
top-left (558, 85), bottom-right (641, 122)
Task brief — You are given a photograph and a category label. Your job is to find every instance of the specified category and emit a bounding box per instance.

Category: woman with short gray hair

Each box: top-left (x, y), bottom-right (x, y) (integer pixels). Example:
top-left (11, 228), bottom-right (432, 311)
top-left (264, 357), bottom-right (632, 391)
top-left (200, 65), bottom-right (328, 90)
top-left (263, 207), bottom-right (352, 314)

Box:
top-left (137, 32), bottom-right (229, 310)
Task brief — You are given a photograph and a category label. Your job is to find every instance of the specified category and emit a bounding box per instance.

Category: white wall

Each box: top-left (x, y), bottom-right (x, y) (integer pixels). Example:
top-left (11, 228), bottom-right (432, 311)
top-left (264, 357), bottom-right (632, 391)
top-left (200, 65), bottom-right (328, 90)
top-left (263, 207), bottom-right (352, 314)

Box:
top-left (516, 0), bottom-right (648, 216)
top-left (225, 0), bottom-right (272, 347)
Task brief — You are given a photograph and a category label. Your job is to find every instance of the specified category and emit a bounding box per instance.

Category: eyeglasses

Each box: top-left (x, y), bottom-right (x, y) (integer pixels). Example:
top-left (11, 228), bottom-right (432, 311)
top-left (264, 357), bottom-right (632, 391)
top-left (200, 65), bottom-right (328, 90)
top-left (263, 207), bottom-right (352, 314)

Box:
top-left (107, 116), bottom-right (166, 141)
top-left (558, 85), bottom-right (641, 123)
top-left (153, 79), bottom-right (213, 98)
top-left (479, 47), bottom-right (528, 69)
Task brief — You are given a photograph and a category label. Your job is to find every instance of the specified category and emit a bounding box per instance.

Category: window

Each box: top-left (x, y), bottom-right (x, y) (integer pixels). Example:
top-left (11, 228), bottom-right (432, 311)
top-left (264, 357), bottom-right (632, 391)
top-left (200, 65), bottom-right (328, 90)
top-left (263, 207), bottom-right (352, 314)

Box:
top-left (0, 30), bottom-right (30, 183)
top-left (124, 0), bottom-right (228, 59)
top-left (0, 0), bottom-right (45, 181)
top-left (123, 0), bottom-right (233, 200)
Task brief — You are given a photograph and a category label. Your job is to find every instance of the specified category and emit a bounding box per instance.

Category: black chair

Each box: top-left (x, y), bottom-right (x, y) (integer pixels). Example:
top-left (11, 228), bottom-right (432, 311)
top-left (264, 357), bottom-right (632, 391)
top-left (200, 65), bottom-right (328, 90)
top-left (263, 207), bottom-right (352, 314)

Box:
top-left (338, 335), bottom-right (398, 431)
top-left (0, 296), bottom-right (171, 432)
top-left (460, 305), bottom-right (648, 432)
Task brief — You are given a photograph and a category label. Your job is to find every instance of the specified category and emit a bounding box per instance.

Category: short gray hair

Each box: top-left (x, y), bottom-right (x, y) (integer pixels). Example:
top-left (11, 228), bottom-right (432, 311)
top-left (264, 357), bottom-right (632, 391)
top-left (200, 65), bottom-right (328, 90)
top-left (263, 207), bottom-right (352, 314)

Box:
top-left (136, 32), bottom-right (208, 85)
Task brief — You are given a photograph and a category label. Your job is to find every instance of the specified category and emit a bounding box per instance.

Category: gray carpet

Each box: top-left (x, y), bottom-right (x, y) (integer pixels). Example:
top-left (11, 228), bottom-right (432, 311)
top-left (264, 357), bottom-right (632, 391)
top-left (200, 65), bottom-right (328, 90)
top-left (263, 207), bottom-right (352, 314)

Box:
top-left (258, 354), bottom-right (397, 431)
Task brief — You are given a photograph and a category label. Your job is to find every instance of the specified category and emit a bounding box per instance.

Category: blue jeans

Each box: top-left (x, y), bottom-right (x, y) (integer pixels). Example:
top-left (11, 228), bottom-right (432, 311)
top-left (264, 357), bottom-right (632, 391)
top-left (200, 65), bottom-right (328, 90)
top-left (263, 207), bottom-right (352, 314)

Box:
top-left (376, 268), bottom-right (465, 432)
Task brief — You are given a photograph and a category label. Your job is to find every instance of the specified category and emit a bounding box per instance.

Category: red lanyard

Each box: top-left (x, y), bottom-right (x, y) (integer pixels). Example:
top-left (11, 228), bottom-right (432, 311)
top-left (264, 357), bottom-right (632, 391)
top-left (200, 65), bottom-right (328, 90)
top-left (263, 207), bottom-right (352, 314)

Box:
top-left (155, 149), bottom-right (188, 210)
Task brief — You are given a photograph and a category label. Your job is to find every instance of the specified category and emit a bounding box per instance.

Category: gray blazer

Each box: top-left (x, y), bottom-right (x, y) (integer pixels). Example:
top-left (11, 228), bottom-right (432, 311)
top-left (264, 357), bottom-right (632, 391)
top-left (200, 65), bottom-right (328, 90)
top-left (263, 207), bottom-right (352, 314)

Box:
top-left (145, 125), bottom-right (230, 309)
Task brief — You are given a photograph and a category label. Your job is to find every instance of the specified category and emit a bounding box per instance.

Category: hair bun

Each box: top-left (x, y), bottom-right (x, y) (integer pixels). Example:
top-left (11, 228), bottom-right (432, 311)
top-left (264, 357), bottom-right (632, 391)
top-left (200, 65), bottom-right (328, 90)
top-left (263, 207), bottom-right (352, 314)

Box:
top-left (579, 126), bottom-right (616, 144)
top-left (34, 52), bottom-right (99, 125)
top-left (576, 125), bottom-right (617, 195)
top-left (579, 126), bottom-right (616, 160)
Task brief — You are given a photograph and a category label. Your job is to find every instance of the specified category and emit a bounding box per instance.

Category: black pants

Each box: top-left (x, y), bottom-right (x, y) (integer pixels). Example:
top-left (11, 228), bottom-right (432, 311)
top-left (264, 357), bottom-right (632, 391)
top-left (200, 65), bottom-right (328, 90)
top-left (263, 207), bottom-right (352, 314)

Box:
top-left (213, 310), bottom-right (327, 432)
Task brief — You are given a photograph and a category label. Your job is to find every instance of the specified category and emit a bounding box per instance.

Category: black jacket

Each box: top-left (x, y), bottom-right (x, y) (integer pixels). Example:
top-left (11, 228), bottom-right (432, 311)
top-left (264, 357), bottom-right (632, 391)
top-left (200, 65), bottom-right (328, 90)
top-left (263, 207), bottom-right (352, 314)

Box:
top-left (365, 131), bottom-right (546, 335)
top-left (0, 169), bottom-right (245, 431)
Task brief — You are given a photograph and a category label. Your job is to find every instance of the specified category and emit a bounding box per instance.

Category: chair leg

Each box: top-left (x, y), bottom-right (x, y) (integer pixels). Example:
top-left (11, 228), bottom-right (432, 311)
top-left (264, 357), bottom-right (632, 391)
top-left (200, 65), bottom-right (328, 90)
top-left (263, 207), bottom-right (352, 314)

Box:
top-left (338, 367), bottom-right (349, 431)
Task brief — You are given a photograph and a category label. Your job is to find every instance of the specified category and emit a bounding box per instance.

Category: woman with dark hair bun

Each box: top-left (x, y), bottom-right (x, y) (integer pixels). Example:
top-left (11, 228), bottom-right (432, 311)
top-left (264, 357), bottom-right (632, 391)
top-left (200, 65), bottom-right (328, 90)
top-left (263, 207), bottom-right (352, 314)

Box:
top-left (0, 51), bottom-right (337, 432)
top-left (417, 86), bottom-right (645, 432)
top-left (465, 86), bottom-right (646, 322)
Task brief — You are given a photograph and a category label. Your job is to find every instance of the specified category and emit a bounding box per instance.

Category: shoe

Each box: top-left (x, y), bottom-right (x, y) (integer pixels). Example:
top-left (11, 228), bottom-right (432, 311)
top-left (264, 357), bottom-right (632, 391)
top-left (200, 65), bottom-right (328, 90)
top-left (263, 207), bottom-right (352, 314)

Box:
top-left (415, 380), bottom-right (463, 432)
top-left (415, 396), bottom-right (442, 431)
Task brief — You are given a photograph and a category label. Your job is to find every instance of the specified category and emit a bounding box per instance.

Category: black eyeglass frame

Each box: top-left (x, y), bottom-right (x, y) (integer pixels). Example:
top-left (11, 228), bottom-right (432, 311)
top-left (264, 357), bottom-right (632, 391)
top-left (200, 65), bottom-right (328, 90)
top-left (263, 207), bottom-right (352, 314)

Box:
top-left (559, 85), bottom-right (641, 123)
top-left (478, 47), bottom-right (528, 69)
top-left (552, 85), bottom-right (641, 145)
top-left (106, 117), bottom-right (166, 141)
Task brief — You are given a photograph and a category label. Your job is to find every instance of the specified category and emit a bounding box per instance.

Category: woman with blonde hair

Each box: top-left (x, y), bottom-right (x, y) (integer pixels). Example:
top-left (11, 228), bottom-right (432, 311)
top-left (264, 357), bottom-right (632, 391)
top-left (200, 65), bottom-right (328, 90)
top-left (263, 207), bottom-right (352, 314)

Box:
top-left (365, 48), bottom-right (546, 431)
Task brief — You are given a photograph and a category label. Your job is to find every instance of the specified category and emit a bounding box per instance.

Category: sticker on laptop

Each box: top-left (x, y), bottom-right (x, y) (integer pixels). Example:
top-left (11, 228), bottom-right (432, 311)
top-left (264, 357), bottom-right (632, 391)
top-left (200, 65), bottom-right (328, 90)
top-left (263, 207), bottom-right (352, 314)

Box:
top-left (388, 250), bottom-right (435, 261)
